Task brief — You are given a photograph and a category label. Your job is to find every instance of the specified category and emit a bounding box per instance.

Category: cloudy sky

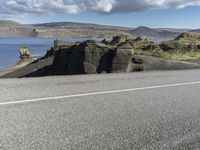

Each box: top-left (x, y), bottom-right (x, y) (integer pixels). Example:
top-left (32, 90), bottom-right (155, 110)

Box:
top-left (1, 0), bottom-right (200, 28)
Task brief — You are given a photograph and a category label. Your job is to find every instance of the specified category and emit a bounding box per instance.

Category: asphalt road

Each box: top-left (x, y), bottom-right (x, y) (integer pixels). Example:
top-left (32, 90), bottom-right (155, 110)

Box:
top-left (1, 70), bottom-right (200, 149)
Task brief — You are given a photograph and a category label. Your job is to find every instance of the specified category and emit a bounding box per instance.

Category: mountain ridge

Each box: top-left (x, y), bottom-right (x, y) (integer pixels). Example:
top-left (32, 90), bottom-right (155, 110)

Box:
top-left (190, 29), bottom-right (200, 33)
top-left (129, 26), bottom-right (180, 38)
top-left (0, 20), bottom-right (196, 40)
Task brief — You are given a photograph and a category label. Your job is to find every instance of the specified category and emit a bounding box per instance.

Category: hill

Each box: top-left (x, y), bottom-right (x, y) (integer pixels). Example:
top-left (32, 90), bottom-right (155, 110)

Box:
top-left (33, 21), bottom-right (129, 29)
top-left (0, 20), bottom-right (34, 37)
top-left (0, 20), bottom-right (21, 27)
top-left (0, 20), bottom-right (189, 40)
top-left (174, 32), bottom-right (200, 43)
top-left (129, 26), bottom-right (180, 39)
top-left (0, 20), bottom-right (132, 38)
top-left (190, 29), bottom-right (200, 33)
top-left (31, 21), bottom-right (133, 38)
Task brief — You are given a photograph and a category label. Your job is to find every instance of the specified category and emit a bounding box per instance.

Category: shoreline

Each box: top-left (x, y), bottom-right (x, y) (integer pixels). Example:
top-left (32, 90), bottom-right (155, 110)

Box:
top-left (0, 60), bottom-right (34, 76)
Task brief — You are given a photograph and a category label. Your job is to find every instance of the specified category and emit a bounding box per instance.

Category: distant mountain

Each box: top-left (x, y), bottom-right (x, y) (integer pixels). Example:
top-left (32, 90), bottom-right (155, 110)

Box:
top-left (189, 29), bottom-right (200, 33)
top-left (157, 28), bottom-right (190, 33)
top-left (0, 20), bottom-right (21, 27)
top-left (129, 26), bottom-right (180, 38)
top-left (0, 20), bottom-right (188, 40)
top-left (174, 32), bottom-right (200, 45)
top-left (34, 21), bottom-right (116, 28)
top-left (34, 22), bottom-right (84, 27)
top-left (33, 21), bottom-right (132, 31)
top-left (0, 20), bottom-right (132, 38)
top-left (0, 20), bottom-right (34, 37)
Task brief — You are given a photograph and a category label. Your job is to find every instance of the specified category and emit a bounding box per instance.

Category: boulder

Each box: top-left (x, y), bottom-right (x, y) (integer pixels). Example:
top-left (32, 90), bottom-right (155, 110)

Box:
top-left (117, 41), bottom-right (134, 55)
top-left (101, 39), bottom-right (109, 45)
top-left (110, 34), bottom-right (129, 45)
top-left (21, 40), bottom-right (135, 77)
top-left (54, 39), bottom-right (75, 50)
top-left (19, 46), bottom-right (33, 61)
top-left (51, 40), bottom-right (133, 74)
top-left (44, 40), bottom-right (77, 58)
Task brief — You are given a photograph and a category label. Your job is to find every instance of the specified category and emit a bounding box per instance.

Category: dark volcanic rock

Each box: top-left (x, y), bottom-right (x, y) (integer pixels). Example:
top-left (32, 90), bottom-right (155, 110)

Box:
top-left (128, 37), bottom-right (160, 51)
top-left (117, 42), bottom-right (133, 50)
top-left (131, 57), bottom-right (143, 64)
top-left (22, 40), bottom-right (135, 77)
top-left (54, 39), bottom-right (75, 50)
top-left (101, 39), bottom-right (109, 45)
top-left (110, 35), bottom-right (129, 45)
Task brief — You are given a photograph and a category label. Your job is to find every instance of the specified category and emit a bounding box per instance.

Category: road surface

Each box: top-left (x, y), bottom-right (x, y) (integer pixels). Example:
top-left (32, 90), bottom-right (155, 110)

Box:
top-left (0, 70), bottom-right (200, 149)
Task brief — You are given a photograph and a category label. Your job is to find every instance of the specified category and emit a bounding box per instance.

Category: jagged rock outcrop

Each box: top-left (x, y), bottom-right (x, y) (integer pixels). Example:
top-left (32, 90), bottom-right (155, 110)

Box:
top-left (45, 40), bottom-right (76, 58)
top-left (101, 39), bottom-right (109, 45)
top-left (54, 39), bottom-right (76, 50)
top-left (128, 37), bottom-right (160, 51)
top-left (117, 42), bottom-right (133, 50)
top-left (19, 46), bottom-right (33, 61)
top-left (103, 35), bottom-right (160, 52)
top-left (24, 40), bottom-right (137, 77)
top-left (109, 35), bottom-right (129, 45)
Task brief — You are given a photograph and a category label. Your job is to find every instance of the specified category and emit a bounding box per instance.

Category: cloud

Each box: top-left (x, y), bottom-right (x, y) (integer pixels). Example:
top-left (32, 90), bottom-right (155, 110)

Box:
top-left (1, 0), bottom-right (200, 18)
top-left (108, 0), bottom-right (200, 13)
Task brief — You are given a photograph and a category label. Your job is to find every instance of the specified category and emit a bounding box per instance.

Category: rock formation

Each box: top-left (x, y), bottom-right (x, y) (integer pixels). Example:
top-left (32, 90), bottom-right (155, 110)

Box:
top-left (24, 40), bottom-right (137, 77)
top-left (109, 35), bottom-right (129, 45)
top-left (2, 33), bottom-right (200, 78)
top-left (53, 39), bottom-right (76, 50)
top-left (19, 45), bottom-right (33, 61)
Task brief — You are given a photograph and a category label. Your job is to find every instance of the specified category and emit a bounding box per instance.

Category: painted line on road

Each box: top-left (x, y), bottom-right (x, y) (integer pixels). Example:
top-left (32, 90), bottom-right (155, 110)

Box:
top-left (1, 81), bottom-right (200, 106)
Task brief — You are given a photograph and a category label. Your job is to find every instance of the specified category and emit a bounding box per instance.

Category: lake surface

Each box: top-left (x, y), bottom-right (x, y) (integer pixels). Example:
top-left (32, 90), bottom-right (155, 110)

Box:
top-left (0, 37), bottom-right (87, 69)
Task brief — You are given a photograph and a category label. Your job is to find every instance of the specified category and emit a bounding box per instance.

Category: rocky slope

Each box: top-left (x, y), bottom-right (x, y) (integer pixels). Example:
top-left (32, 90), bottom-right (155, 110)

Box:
top-left (160, 32), bottom-right (200, 51)
top-left (174, 32), bottom-right (200, 45)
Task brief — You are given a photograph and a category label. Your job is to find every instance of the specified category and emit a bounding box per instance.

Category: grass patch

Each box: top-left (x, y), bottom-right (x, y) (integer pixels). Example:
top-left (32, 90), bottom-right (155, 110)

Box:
top-left (135, 49), bottom-right (200, 61)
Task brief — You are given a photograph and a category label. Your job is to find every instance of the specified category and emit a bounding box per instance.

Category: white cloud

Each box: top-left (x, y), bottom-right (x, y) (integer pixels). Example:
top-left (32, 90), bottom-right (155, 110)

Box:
top-left (1, 0), bottom-right (200, 18)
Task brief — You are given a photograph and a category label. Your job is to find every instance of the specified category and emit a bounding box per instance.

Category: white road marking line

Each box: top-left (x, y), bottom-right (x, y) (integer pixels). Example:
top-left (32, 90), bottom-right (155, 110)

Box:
top-left (1, 81), bottom-right (200, 106)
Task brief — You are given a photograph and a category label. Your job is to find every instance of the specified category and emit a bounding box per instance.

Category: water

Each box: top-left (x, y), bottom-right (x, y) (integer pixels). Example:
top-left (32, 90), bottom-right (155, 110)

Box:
top-left (148, 37), bottom-right (174, 43)
top-left (0, 37), bottom-right (87, 69)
